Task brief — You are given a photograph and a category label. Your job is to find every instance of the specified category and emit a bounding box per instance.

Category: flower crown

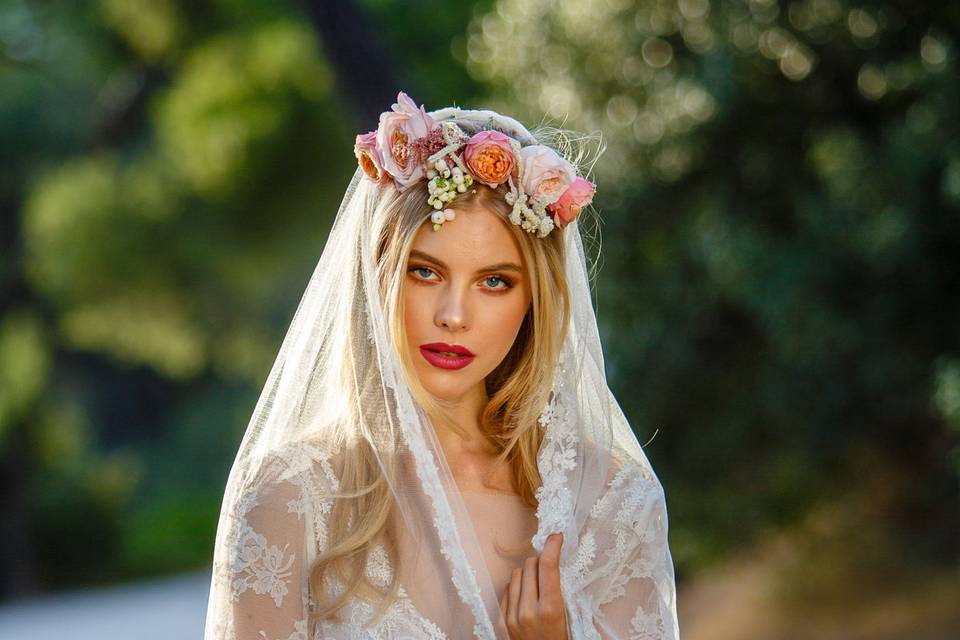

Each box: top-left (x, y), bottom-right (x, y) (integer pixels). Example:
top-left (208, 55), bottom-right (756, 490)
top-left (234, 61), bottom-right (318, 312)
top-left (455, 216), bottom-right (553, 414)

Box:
top-left (354, 92), bottom-right (596, 238)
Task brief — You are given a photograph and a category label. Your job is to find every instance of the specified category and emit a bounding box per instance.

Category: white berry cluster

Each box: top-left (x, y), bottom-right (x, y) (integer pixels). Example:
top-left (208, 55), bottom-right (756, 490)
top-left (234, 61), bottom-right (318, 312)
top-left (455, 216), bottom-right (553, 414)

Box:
top-left (427, 157), bottom-right (475, 231)
top-left (430, 207), bottom-right (457, 230)
top-left (505, 190), bottom-right (555, 238)
top-left (427, 158), bottom-right (474, 209)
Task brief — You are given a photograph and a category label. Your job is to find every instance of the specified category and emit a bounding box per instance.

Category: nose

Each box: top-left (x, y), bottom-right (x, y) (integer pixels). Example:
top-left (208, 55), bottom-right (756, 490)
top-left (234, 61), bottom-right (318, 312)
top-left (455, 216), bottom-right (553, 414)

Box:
top-left (434, 285), bottom-right (469, 332)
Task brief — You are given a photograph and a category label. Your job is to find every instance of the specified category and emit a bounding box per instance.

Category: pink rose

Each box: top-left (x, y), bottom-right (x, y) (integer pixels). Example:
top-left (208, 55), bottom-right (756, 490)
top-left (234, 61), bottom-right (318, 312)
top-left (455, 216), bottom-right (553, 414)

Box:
top-left (518, 145), bottom-right (576, 206)
top-left (354, 130), bottom-right (388, 183)
top-left (375, 91), bottom-right (436, 191)
top-left (463, 130), bottom-right (516, 187)
top-left (549, 177), bottom-right (596, 227)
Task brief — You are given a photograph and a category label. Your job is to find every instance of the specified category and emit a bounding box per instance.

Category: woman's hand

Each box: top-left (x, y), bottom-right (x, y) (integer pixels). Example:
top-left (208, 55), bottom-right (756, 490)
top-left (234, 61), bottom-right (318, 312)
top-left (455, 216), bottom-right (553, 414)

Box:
top-left (498, 532), bottom-right (568, 640)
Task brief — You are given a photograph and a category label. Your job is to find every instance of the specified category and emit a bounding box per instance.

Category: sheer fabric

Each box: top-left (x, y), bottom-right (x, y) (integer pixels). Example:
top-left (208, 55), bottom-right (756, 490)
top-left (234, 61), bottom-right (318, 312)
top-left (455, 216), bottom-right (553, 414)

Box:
top-left (203, 105), bottom-right (680, 640)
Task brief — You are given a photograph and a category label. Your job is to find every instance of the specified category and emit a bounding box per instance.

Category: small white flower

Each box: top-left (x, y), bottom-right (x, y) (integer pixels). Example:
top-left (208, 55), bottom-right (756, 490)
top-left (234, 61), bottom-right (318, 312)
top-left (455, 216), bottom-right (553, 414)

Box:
top-left (431, 211), bottom-right (445, 224)
top-left (539, 216), bottom-right (555, 237)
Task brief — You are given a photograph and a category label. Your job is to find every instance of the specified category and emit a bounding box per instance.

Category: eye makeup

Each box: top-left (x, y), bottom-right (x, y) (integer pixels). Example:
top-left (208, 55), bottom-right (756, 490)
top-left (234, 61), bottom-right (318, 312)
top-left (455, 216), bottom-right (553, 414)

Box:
top-left (407, 266), bottom-right (515, 292)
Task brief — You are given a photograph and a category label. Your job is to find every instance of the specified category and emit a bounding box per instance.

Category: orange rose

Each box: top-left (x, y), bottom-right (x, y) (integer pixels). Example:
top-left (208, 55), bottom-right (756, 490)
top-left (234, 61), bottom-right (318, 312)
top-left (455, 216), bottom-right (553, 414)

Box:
top-left (354, 131), bottom-right (388, 183)
top-left (463, 130), bottom-right (516, 187)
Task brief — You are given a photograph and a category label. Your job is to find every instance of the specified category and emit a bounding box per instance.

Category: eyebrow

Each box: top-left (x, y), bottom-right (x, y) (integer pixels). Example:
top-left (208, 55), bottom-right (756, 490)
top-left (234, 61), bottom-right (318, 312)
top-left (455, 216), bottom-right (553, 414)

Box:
top-left (408, 249), bottom-right (523, 274)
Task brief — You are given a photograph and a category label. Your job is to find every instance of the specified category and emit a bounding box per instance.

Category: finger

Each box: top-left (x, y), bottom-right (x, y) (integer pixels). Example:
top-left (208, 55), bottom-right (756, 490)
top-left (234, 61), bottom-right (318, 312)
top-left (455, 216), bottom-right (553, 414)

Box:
top-left (544, 530), bottom-right (564, 561)
top-left (497, 584), bottom-right (509, 637)
top-left (539, 532), bottom-right (564, 606)
top-left (519, 556), bottom-right (539, 625)
top-left (508, 567), bottom-right (522, 630)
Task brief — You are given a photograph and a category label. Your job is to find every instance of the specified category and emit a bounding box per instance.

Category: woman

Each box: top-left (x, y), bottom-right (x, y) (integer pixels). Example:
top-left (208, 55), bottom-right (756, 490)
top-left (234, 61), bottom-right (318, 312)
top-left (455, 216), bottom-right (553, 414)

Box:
top-left (203, 92), bottom-right (679, 639)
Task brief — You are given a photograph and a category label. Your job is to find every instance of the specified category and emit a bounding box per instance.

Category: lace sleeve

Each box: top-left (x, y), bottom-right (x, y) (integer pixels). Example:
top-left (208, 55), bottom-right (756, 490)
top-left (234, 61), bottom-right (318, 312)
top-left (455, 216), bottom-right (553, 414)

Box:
top-left (580, 462), bottom-right (680, 640)
top-left (226, 462), bottom-right (312, 640)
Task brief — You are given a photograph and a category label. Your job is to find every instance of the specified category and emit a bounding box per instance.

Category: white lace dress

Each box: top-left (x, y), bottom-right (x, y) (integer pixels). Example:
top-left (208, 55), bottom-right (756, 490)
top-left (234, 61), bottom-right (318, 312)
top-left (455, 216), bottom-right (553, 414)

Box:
top-left (210, 440), bottom-right (675, 640)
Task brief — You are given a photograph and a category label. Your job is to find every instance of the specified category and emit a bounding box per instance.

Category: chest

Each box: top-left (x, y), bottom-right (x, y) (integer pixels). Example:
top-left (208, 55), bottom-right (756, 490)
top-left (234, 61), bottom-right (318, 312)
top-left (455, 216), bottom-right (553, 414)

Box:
top-left (459, 490), bottom-right (540, 599)
top-left (445, 450), bottom-right (520, 496)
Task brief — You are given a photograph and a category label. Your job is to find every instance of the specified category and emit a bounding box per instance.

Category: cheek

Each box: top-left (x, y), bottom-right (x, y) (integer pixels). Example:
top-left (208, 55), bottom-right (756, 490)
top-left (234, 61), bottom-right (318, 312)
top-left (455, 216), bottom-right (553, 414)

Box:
top-left (403, 288), bottom-right (424, 338)
top-left (483, 296), bottom-right (529, 353)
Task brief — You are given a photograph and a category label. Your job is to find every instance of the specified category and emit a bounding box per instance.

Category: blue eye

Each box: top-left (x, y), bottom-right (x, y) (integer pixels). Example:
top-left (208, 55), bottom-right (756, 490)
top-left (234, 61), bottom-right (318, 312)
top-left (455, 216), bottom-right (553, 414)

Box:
top-left (410, 267), bottom-right (436, 280)
top-left (484, 276), bottom-right (512, 290)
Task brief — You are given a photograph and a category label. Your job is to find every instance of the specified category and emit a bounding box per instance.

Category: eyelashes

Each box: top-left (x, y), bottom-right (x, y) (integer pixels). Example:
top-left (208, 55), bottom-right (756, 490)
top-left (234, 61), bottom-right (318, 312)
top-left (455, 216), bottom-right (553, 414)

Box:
top-left (482, 275), bottom-right (514, 290)
top-left (408, 266), bottom-right (514, 291)
top-left (409, 266), bottom-right (438, 282)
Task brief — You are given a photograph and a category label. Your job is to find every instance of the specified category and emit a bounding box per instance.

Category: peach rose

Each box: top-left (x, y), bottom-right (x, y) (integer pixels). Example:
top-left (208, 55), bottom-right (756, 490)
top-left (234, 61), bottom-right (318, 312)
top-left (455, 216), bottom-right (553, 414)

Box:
top-left (354, 131), bottom-right (388, 183)
top-left (463, 130), bottom-right (516, 187)
top-left (549, 177), bottom-right (596, 227)
top-left (375, 92), bottom-right (436, 191)
top-left (518, 145), bottom-right (576, 206)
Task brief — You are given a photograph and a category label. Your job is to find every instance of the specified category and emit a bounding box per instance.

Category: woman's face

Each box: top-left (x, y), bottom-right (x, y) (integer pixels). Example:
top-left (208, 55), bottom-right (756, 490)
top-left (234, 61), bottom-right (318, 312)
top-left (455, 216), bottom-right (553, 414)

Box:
top-left (403, 205), bottom-right (532, 404)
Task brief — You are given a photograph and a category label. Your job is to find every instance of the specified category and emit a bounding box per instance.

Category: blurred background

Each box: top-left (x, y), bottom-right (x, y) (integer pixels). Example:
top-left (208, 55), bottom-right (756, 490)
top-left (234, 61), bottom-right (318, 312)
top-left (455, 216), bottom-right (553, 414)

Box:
top-left (0, 0), bottom-right (958, 638)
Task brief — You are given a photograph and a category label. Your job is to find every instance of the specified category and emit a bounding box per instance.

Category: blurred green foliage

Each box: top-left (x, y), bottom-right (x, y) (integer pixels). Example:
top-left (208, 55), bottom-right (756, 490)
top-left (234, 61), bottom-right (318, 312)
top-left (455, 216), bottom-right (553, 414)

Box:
top-left (0, 0), bottom-right (489, 597)
top-left (0, 0), bottom-right (956, 615)
top-left (466, 0), bottom-right (959, 595)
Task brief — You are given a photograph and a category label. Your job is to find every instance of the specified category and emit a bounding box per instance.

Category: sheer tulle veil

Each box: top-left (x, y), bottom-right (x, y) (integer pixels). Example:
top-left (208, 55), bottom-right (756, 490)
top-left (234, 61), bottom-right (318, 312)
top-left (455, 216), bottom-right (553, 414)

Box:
top-left (202, 97), bottom-right (680, 639)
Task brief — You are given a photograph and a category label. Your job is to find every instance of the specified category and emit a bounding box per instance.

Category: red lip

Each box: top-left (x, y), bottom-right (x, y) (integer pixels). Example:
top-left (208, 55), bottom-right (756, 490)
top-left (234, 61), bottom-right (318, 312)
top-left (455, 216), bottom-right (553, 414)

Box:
top-left (420, 342), bottom-right (475, 356)
top-left (419, 342), bottom-right (476, 371)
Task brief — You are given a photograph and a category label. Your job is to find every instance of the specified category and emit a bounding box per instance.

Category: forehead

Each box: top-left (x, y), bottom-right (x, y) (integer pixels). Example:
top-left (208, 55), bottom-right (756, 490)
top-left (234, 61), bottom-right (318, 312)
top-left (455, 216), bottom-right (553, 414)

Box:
top-left (410, 206), bottom-right (523, 267)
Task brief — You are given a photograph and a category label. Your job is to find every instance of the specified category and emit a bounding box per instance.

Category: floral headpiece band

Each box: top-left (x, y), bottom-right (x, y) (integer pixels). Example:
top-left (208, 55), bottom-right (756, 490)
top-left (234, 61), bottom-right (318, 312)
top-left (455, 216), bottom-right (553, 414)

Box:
top-left (354, 92), bottom-right (596, 238)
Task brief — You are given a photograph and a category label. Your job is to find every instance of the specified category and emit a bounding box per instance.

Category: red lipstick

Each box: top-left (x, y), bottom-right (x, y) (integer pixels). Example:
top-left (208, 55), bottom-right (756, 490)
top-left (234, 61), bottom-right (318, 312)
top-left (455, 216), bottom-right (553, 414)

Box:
top-left (419, 342), bottom-right (476, 370)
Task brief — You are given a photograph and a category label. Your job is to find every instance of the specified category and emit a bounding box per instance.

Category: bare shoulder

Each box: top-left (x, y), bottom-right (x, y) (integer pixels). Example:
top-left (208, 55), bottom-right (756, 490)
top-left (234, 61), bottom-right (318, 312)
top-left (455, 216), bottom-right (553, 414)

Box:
top-left (575, 439), bottom-right (656, 488)
top-left (239, 432), bottom-right (343, 503)
top-left (581, 442), bottom-right (664, 513)
top-left (265, 431), bottom-right (398, 501)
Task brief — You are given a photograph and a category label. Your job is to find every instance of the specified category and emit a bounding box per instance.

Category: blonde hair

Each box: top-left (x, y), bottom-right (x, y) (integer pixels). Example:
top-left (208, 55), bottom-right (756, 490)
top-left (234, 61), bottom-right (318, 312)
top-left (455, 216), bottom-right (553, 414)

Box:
top-left (308, 122), bottom-right (598, 626)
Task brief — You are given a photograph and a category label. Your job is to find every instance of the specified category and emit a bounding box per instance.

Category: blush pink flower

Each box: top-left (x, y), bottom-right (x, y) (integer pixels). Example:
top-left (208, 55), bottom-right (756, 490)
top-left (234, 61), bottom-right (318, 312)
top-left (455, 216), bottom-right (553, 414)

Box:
top-left (549, 177), bottom-right (596, 227)
top-left (463, 130), bottom-right (516, 187)
top-left (518, 145), bottom-right (576, 206)
top-left (354, 131), bottom-right (388, 183)
top-left (375, 92), bottom-right (436, 191)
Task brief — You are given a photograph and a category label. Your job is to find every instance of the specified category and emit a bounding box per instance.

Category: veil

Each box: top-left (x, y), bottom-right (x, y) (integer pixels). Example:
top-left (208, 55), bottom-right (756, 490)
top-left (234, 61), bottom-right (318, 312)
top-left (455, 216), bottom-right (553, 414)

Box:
top-left (202, 97), bottom-right (680, 640)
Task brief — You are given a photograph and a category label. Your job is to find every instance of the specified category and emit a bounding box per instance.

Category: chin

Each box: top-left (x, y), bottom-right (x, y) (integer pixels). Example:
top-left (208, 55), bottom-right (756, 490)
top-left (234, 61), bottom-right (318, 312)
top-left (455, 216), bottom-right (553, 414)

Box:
top-left (413, 362), bottom-right (483, 402)
top-left (420, 375), bottom-right (475, 403)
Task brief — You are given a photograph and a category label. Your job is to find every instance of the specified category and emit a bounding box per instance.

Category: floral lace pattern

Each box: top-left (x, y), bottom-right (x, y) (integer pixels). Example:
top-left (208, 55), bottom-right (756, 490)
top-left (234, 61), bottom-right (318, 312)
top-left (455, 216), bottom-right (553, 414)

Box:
top-left (323, 565), bottom-right (449, 640)
top-left (258, 618), bottom-right (309, 640)
top-left (530, 348), bottom-right (677, 639)
top-left (224, 444), bottom-right (457, 640)
top-left (219, 436), bottom-right (676, 640)
top-left (629, 611), bottom-right (666, 640)
top-left (382, 362), bottom-right (498, 639)
top-left (230, 521), bottom-right (297, 607)
top-left (533, 351), bottom-right (579, 554)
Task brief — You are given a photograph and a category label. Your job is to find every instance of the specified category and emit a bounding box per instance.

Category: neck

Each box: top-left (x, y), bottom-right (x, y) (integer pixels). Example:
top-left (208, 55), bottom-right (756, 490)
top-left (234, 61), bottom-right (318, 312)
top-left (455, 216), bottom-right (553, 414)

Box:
top-left (430, 381), bottom-right (497, 458)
